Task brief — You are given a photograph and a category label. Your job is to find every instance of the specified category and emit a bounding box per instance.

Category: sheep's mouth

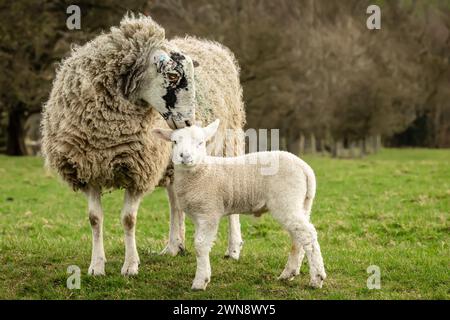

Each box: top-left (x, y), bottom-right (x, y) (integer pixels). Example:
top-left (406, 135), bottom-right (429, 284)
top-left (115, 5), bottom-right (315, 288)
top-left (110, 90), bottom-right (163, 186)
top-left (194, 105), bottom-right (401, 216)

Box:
top-left (167, 117), bottom-right (193, 129)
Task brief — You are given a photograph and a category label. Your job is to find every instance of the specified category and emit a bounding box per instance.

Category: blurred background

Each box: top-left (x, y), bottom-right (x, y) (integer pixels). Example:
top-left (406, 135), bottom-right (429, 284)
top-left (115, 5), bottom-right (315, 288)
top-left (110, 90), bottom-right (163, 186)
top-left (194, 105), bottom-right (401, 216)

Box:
top-left (0, 0), bottom-right (449, 157)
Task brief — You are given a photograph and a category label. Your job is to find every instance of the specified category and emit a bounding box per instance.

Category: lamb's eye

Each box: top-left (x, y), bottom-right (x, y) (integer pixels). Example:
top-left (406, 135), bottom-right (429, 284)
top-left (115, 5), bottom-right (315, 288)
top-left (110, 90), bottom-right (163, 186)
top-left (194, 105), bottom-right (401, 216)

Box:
top-left (172, 140), bottom-right (177, 145)
top-left (198, 142), bottom-right (204, 147)
top-left (167, 73), bottom-right (179, 82)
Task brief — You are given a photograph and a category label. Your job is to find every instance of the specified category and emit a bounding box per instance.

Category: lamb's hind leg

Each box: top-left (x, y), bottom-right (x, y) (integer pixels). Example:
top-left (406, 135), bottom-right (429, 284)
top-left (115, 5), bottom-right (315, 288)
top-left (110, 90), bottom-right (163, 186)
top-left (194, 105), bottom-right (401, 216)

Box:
top-left (86, 186), bottom-right (106, 276)
top-left (224, 214), bottom-right (243, 260)
top-left (274, 211), bottom-right (326, 288)
top-left (278, 214), bottom-right (307, 280)
top-left (121, 190), bottom-right (142, 276)
top-left (161, 183), bottom-right (185, 256)
top-left (278, 243), bottom-right (305, 281)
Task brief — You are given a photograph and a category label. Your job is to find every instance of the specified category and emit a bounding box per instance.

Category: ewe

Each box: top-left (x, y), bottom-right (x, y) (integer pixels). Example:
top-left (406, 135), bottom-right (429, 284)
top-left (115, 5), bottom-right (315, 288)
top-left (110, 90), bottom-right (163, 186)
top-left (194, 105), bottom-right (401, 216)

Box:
top-left (41, 14), bottom-right (245, 276)
top-left (153, 120), bottom-right (326, 290)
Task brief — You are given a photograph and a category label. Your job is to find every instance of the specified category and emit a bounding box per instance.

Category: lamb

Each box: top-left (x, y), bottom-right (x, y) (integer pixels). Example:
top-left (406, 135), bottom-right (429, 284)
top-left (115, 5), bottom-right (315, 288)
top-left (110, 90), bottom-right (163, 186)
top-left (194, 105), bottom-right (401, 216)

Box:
top-left (153, 120), bottom-right (327, 290)
top-left (41, 14), bottom-right (245, 276)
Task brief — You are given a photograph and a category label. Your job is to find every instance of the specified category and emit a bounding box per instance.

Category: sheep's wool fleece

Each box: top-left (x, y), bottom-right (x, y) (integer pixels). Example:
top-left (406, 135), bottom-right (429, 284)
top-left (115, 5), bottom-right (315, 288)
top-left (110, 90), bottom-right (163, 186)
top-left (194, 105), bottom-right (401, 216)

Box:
top-left (41, 15), bottom-right (246, 193)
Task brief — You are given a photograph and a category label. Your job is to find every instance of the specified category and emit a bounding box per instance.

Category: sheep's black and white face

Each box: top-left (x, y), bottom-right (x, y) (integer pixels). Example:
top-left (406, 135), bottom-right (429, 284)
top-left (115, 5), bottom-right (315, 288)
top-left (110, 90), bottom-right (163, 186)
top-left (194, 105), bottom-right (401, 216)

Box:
top-left (140, 49), bottom-right (197, 129)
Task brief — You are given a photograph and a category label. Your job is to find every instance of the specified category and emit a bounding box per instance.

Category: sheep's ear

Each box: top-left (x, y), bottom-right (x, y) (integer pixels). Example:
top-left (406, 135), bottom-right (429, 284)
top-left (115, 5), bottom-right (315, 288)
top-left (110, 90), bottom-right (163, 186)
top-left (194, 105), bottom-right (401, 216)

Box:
top-left (203, 119), bottom-right (220, 141)
top-left (123, 54), bottom-right (148, 98)
top-left (152, 128), bottom-right (173, 141)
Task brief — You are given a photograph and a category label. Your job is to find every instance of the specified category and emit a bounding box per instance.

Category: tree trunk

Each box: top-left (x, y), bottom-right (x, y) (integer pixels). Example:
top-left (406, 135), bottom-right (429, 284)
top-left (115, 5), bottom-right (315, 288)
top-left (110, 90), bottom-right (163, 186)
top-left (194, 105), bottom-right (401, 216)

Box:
top-left (373, 135), bottom-right (382, 152)
top-left (332, 140), bottom-right (343, 158)
top-left (358, 139), bottom-right (364, 157)
top-left (363, 136), bottom-right (371, 155)
top-left (6, 108), bottom-right (25, 155)
top-left (350, 141), bottom-right (358, 158)
top-left (299, 134), bottom-right (305, 156)
top-left (281, 136), bottom-right (288, 151)
top-left (309, 133), bottom-right (316, 154)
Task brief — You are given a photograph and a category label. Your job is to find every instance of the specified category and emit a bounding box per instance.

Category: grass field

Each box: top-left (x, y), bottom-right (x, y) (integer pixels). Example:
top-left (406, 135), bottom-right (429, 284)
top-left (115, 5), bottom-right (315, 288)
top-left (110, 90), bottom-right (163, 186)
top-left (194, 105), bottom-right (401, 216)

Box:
top-left (0, 149), bottom-right (449, 299)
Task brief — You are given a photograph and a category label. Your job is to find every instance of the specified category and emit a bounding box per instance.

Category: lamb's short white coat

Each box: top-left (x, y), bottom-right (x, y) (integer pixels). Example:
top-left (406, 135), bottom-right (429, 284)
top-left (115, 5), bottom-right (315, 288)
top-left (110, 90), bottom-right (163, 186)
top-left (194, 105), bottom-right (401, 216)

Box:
top-left (153, 120), bottom-right (326, 290)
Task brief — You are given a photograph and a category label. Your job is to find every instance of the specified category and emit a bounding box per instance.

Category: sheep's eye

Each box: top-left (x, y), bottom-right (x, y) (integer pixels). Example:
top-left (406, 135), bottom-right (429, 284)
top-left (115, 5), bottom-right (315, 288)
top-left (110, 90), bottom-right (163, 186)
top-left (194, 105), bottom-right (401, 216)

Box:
top-left (167, 73), bottom-right (179, 82)
top-left (198, 142), bottom-right (204, 147)
top-left (172, 140), bottom-right (177, 145)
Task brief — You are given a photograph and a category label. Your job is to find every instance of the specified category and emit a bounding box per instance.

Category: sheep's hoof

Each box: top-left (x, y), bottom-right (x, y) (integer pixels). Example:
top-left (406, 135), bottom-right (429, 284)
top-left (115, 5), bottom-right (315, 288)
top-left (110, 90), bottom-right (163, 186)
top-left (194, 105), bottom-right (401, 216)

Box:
top-left (160, 243), bottom-right (186, 256)
top-left (88, 259), bottom-right (106, 276)
top-left (121, 260), bottom-right (139, 276)
top-left (191, 278), bottom-right (210, 291)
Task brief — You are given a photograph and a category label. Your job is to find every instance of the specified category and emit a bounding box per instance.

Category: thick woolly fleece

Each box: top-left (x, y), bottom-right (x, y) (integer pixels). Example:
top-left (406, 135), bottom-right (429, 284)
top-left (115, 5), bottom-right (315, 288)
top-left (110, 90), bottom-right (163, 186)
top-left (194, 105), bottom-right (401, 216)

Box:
top-left (173, 151), bottom-right (326, 290)
top-left (41, 15), bottom-right (245, 194)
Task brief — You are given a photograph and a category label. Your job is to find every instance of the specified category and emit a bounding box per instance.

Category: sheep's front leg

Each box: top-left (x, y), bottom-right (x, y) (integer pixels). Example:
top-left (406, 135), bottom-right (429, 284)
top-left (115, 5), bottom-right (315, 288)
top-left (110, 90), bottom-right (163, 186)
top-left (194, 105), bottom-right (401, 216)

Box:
top-left (86, 187), bottom-right (106, 275)
top-left (224, 214), bottom-right (243, 260)
top-left (192, 216), bottom-right (219, 291)
top-left (161, 183), bottom-right (185, 256)
top-left (121, 190), bottom-right (142, 276)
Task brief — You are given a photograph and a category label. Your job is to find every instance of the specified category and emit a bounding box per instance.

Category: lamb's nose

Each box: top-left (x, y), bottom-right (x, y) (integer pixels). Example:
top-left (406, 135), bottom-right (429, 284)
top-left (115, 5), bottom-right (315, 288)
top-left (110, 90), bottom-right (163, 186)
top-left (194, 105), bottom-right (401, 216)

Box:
top-left (180, 153), bottom-right (192, 163)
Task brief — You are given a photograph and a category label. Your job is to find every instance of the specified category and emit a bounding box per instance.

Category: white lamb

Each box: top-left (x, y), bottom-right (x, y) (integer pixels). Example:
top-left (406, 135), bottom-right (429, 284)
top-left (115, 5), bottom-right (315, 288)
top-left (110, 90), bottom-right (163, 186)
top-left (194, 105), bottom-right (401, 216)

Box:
top-left (153, 120), bottom-right (326, 290)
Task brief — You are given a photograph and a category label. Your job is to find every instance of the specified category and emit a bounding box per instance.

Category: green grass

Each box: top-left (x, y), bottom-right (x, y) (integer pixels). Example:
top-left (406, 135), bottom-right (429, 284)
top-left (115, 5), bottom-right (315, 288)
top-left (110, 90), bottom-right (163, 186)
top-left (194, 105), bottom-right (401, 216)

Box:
top-left (0, 148), bottom-right (449, 299)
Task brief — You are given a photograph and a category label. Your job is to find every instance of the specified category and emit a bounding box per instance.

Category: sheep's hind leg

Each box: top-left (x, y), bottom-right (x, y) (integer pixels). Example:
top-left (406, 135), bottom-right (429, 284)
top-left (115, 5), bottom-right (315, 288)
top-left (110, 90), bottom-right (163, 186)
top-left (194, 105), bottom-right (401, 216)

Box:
top-left (120, 190), bottom-right (142, 276)
top-left (161, 183), bottom-right (186, 256)
top-left (192, 216), bottom-right (220, 291)
top-left (86, 187), bottom-right (106, 276)
top-left (224, 214), bottom-right (243, 260)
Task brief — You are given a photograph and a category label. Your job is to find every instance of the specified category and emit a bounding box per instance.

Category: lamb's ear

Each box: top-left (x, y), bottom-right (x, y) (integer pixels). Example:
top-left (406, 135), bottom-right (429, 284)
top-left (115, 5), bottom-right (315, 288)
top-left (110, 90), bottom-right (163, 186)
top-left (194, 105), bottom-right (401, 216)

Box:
top-left (152, 128), bottom-right (173, 141)
top-left (203, 119), bottom-right (220, 141)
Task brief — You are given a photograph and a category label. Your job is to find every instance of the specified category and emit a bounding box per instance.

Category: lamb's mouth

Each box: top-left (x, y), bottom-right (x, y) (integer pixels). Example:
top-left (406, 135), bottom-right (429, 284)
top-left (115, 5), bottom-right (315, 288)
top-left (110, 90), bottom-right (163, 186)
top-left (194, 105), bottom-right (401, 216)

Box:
top-left (179, 160), bottom-right (195, 167)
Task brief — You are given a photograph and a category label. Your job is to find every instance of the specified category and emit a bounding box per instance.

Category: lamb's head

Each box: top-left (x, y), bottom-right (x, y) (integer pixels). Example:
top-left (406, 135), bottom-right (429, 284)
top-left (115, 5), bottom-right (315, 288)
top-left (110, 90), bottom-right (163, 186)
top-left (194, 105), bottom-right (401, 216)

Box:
top-left (153, 119), bottom-right (220, 166)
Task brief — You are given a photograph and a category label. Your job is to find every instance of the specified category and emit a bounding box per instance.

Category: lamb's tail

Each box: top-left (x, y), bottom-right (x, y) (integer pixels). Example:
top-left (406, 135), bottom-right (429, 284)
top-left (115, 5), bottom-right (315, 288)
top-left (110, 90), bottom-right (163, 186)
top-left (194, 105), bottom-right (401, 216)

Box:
top-left (302, 162), bottom-right (316, 216)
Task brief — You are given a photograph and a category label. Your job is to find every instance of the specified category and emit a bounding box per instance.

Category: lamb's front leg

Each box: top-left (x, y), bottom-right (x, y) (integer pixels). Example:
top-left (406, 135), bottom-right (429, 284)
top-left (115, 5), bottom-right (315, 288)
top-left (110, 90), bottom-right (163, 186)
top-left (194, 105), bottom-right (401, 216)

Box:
top-left (224, 214), bottom-right (243, 260)
top-left (192, 216), bottom-right (220, 291)
top-left (86, 187), bottom-right (106, 275)
top-left (121, 190), bottom-right (142, 276)
top-left (161, 183), bottom-right (185, 256)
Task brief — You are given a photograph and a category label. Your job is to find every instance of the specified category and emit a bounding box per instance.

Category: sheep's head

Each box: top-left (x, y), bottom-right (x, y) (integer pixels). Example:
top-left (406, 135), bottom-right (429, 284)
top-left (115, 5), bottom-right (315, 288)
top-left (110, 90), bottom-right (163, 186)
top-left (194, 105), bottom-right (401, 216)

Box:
top-left (153, 119), bottom-right (220, 166)
top-left (118, 14), bottom-right (198, 129)
top-left (125, 48), bottom-right (198, 129)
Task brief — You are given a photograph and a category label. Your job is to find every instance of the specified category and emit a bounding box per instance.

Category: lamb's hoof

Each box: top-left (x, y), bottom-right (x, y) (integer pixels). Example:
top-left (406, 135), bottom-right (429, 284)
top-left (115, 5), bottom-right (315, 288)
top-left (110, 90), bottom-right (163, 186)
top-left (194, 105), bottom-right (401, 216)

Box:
top-left (309, 273), bottom-right (326, 289)
top-left (121, 260), bottom-right (139, 276)
top-left (224, 241), bottom-right (243, 260)
top-left (88, 259), bottom-right (105, 276)
top-left (160, 243), bottom-right (186, 256)
top-left (278, 269), bottom-right (299, 281)
top-left (191, 278), bottom-right (210, 291)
